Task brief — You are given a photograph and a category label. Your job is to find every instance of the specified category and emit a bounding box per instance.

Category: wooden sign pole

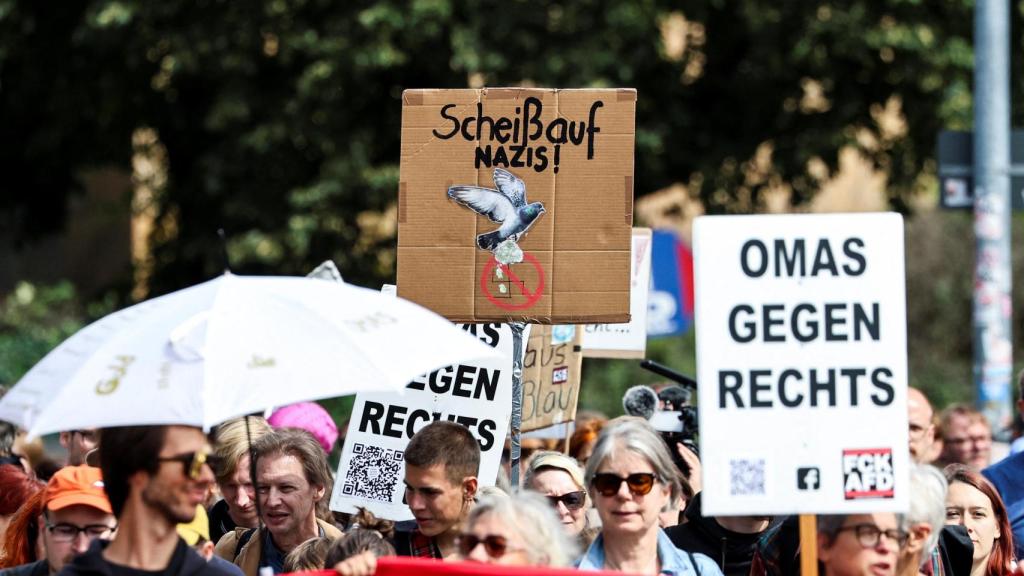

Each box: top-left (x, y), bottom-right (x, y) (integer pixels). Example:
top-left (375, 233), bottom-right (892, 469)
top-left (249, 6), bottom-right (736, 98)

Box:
top-left (799, 514), bottom-right (818, 576)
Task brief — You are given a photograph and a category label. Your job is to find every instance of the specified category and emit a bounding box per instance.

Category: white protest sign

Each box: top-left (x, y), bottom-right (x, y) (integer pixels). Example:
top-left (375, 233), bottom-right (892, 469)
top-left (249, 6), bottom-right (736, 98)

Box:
top-left (330, 322), bottom-right (522, 521)
top-left (694, 213), bottom-right (908, 516)
top-left (582, 228), bottom-right (652, 358)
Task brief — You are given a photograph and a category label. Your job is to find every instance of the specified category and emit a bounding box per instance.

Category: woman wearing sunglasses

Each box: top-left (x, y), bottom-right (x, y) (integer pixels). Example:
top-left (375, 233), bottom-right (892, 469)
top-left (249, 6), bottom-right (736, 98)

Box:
top-left (524, 451), bottom-right (597, 546)
top-left (458, 492), bottom-right (577, 566)
top-left (577, 418), bottom-right (723, 575)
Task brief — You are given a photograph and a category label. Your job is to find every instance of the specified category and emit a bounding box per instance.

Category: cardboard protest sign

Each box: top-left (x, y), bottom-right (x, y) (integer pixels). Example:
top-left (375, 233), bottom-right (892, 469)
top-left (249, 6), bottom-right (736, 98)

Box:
top-left (523, 421), bottom-right (573, 440)
top-left (330, 323), bottom-right (525, 520)
top-left (582, 228), bottom-right (652, 358)
top-left (396, 88), bottom-right (635, 324)
top-left (694, 213), bottom-right (909, 516)
top-left (521, 325), bottom-right (583, 433)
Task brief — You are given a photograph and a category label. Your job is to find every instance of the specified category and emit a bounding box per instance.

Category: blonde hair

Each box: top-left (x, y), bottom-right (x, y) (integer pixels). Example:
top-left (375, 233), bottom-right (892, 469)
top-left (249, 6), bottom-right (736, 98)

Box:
top-left (211, 416), bottom-right (271, 485)
top-left (525, 450), bottom-right (585, 490)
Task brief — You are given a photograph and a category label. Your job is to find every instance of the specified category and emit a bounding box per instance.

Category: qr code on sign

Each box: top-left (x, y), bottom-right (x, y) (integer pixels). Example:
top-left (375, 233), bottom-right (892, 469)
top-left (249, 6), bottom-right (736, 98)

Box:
top-left (341, 443), bottom-right (404, 502)
top-left (729, 458), bottom-right (765, 496)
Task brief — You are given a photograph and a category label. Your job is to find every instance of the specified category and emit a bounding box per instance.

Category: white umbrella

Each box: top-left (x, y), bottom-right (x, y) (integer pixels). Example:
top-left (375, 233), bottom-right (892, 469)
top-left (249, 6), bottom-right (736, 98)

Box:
top-left (0, 274), bottom-right (500, 437)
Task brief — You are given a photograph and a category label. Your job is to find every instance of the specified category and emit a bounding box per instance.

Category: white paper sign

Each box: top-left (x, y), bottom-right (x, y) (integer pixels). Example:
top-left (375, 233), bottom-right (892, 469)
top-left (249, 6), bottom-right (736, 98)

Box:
top-left (694, 213), bottom-right (908, 516)
top-left (330, 323), bottom-right (522, 521)
top-left (582, 228), bottom-right (652, 358)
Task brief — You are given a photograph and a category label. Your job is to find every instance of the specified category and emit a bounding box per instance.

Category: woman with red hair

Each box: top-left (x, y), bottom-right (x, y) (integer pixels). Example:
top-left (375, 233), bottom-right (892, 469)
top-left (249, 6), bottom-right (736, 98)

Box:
top-left (0, 465), bottom-right (41, 545)
top-left (569, 418), bottom-right (605, 467)
top-left (0, 488), bottom-right (45, 568)
top-left (943, 464), bottom-right (1016, 576)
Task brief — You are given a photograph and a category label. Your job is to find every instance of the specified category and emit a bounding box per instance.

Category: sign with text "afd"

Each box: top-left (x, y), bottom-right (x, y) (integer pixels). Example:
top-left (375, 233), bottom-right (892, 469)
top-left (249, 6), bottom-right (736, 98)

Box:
top-left (694, 213), bottom-right (908, 516)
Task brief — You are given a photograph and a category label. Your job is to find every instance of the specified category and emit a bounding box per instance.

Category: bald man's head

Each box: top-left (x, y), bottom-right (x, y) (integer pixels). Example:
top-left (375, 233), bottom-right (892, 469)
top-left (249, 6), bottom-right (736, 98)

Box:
top-left (908, 387), bottom-right (936, 463)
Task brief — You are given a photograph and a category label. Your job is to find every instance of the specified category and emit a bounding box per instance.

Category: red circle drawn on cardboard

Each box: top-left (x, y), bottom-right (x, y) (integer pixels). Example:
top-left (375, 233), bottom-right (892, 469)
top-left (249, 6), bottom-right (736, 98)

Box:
top-left (480, 252), bottom-right (545, 311)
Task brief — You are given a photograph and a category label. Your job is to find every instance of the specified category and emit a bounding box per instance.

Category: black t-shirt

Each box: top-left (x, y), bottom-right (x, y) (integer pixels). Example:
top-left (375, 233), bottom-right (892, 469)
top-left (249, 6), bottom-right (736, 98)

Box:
top-left (58, 537), bottom-right (237, 576)
top-left (208, 500), bottom-right (237, 545)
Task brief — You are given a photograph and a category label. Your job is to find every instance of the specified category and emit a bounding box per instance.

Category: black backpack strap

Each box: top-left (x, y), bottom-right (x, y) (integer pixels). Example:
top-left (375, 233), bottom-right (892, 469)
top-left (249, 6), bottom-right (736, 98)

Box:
top-left (686, 550), bottom-right (701, 576)
top-left (233, 528), bottom-right (257, 561)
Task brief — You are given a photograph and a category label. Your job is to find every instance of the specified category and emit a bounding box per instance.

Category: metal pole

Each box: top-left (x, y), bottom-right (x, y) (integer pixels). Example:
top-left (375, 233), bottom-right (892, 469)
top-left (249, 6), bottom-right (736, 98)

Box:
top-left (973, 0), bottom-right (1013, 435)
top-left (509, 321), bottom-right (526, 487)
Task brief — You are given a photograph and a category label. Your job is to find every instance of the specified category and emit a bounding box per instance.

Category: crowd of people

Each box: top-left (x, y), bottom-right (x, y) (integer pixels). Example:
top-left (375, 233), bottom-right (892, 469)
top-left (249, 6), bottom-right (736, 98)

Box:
top-left (0, 375), bottom-right (1023, 576)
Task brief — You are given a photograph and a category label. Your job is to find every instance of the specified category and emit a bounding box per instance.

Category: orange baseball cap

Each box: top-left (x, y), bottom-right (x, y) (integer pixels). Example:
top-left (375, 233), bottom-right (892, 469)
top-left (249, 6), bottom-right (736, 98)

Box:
top-left (44, 465), bottom-right (113, 514)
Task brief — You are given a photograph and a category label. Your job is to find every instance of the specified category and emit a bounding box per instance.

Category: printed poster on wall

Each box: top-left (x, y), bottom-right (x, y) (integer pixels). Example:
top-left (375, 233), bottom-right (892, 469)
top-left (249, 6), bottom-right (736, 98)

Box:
top-left (330, 322), bottom-right (525, 520)
top-left (694, 213), bottom-right (909, 516)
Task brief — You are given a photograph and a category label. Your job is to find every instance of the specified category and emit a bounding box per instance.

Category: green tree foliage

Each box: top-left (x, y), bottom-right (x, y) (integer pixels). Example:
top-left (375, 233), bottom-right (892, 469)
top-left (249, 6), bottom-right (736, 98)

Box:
top-left (0, 282), bottom-right (115, 387)
top-left (0, 0), bottom-right (1014, 420)
top-left (0, 0), bottom-right (984, 292)
top-left (579, 331), bottom-right (698, 418)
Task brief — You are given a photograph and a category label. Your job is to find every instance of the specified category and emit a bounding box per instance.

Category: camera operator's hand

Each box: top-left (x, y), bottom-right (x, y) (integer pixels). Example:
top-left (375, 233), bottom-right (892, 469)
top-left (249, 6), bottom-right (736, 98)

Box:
top-left (675, 442), bottom-right (701, 494)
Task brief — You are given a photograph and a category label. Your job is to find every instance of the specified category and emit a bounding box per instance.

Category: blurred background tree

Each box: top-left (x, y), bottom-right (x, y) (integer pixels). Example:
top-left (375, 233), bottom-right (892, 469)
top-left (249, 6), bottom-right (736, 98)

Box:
top-left (1, 0), bottom-right (1020, 419)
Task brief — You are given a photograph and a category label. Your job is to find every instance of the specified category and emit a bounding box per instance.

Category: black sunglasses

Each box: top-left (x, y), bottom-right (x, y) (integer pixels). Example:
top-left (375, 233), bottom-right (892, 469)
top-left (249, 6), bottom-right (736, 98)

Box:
top-left (157, 450), bottom-right (209, 480)
top-left (546, 490), bottom-right (587, 511)
top-left (457, 534), bottom-right (523, 558)
top-left (591, 472), bottom-right (657, 497)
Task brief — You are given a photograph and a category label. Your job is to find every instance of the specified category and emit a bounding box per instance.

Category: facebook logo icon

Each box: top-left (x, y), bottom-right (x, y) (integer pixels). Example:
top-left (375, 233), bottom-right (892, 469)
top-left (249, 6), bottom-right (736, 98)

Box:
top-left (797, 467), bottom-right (820, 490)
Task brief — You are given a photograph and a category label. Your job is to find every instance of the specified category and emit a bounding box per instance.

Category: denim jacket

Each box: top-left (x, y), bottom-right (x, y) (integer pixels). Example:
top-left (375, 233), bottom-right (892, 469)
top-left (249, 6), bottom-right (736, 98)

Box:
top-left (576, 528), bottom-right (724, 575)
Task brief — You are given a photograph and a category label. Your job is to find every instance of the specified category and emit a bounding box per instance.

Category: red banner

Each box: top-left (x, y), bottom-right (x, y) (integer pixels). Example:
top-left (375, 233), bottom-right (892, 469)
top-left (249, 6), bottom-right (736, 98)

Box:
top-left (282, 556), bottom-right (617, 576)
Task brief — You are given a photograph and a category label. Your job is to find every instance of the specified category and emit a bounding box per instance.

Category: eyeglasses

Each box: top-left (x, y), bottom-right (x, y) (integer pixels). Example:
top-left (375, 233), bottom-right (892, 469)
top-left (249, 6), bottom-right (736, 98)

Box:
top-left (591, 473), bottom-right (657, 497)
top-left (546, 490), bottom-right (587, 511)
top-left (46, 523), bottom-right (116, 543)
top-left (457, 534), bottom-right (525, 559)
top-left (157, 450), bottom-right (210, 480)
top-left (837, 524), bottom-right (908, 548)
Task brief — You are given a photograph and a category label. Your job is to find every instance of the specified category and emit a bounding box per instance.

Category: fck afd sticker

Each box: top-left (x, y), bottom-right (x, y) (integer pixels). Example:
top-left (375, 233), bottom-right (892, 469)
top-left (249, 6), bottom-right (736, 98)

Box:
top-left (551, 365), bottom-right (569, 385)
top-left (842, 448), bottom-right (894, 499)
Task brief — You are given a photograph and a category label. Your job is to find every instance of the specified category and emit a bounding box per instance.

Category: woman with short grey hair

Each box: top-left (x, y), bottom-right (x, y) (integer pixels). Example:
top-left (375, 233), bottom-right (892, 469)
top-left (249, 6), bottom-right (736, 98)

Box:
top-left (577, 417), bottom-right (722, 575)
top-left (461, 491), bottom-right (578, 566)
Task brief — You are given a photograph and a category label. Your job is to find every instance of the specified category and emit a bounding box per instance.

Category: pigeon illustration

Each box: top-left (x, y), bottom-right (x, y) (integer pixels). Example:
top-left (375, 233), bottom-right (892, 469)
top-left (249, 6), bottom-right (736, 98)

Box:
top-left (447, 168), bottom-right (546, 251)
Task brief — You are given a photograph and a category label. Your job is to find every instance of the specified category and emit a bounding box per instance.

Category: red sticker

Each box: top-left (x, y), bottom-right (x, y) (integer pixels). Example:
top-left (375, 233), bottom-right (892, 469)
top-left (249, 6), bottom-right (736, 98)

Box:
top-left (480, 252), bottom-right (545, 311)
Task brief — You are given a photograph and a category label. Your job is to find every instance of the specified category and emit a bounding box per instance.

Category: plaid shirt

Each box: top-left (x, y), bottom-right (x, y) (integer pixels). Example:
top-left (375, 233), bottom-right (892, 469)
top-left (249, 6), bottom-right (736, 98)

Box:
top-left (394, 527), bottom-right (442, 559)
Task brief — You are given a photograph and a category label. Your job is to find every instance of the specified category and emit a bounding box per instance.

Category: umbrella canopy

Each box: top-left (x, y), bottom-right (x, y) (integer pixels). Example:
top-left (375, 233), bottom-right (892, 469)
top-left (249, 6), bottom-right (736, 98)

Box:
top-left (0, 274), bottom-right (500, 437)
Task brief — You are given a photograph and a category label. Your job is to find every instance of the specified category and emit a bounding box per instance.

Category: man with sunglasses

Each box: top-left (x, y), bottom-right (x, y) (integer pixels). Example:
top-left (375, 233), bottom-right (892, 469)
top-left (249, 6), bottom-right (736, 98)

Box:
top-left (0, 466), bottom-right (115, 576)
top-left (58, 425), bottom-right (234, 576)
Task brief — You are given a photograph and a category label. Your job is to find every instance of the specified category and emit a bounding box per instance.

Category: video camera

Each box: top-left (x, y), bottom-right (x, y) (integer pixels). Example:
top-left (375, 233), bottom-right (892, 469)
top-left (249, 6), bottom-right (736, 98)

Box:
top-left (622, 360), bottom-right (699, 477)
